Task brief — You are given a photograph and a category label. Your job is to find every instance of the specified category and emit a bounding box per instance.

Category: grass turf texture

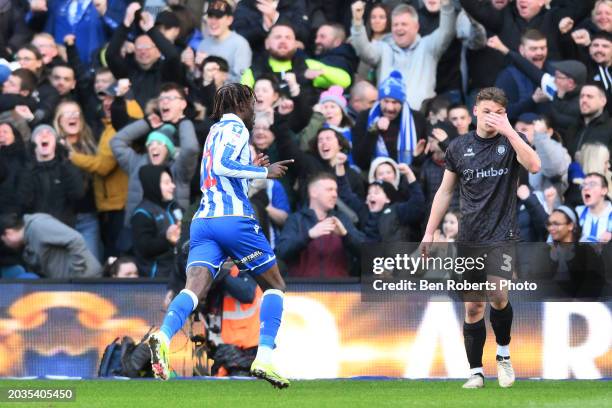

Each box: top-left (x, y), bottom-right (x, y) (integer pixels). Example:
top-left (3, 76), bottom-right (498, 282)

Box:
top-left (0, 379), bottom-right (609, 408)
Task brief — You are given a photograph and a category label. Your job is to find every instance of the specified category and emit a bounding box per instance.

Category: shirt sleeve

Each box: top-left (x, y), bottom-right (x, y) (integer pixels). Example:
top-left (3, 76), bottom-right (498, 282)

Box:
top-left (211, 122), bottom-right (268, 179)
top-left (445, 140), bottom-right (458, 173)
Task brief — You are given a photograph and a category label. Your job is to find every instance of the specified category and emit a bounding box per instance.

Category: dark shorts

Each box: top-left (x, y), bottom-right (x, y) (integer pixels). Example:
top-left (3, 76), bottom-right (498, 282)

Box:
top-left (452, 242), bottom-right (516, 284)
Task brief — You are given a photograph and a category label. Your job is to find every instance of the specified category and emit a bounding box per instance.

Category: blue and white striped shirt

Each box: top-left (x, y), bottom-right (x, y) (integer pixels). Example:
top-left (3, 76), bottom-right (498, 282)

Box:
top-left (194, 114), bottom-right (267, 218)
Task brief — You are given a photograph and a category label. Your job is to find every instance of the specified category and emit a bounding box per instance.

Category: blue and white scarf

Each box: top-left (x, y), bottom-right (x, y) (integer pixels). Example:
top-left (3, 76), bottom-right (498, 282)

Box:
top-left (366, 101), bottom-right (417, 165)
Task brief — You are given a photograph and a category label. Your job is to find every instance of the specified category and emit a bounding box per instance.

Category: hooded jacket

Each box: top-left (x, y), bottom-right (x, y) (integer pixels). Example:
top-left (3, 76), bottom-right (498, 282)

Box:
top-left (131, 165), bottom-right (181, 278)
top-left (22, 213), bottom-right (101, 278)
top-left (110, 119), bottom-right (199, 226)
top-left (337, 174), bottom-right (425, 243)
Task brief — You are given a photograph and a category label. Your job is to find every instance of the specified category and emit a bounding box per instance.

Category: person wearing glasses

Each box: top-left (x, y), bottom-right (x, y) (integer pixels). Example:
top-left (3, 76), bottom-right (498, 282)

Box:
top-left (575, 172), bottom-right (612, 242)
top-left (111, 83), bottom-right (200, 239)
top-left (12, 44), bottom-right (60, 124)
top-left (106, 2), bottom-right (183, 109)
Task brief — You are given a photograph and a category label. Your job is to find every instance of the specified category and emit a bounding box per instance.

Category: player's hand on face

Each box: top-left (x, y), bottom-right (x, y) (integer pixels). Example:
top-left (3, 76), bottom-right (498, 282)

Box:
top-left (331, 216), bottom-right (348, 236)
top-left (517, 184), bottom-right (531, 201)
top-left (308, 217), bottom-right (336, 239)
top-left (253, 152), bottom-right (270, 167)
top-left (266, 159), bottom-right (294, 179)
top-left (484, 112), bottom-right (513, 136)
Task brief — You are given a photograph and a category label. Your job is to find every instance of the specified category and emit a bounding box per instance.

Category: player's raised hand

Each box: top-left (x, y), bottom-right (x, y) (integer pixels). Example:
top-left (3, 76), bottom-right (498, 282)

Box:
top-left (253, 152), bottom-right (270, 167)
top-left (308, 218), bottom-right (336, 239)
top-left (266, 159), bottom-right (294, 179)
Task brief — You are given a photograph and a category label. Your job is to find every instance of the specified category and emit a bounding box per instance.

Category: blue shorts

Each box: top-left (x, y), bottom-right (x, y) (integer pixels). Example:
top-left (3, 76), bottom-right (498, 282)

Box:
top-left (186, 216), bottom-right (277, 277)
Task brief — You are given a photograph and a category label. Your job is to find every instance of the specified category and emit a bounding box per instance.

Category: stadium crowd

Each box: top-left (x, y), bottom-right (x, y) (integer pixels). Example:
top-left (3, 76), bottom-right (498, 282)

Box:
top-left (1, 0), bottom-right (612, 281)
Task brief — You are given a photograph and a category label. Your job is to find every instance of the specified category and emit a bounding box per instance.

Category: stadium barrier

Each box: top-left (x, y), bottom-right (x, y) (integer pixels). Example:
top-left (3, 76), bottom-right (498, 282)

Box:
top-left (0, 281), bottom-right (610, 379)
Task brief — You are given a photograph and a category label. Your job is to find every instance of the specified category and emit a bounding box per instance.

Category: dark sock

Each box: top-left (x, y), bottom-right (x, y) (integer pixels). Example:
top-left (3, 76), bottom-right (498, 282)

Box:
top-left (463, 318), bottom-right (486, 369)
top-left (490, 302), bottom-right (513, 346)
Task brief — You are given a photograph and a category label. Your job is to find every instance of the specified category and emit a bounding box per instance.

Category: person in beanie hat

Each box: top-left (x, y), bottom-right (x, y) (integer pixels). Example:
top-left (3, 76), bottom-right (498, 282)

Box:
top-left (315, 85), bottom-right (358, 168)
top-left (334, 151), bottom-right (425, 243)
top-left (353, 70), bottom-right (426, 170)
top-left (146, 124), bottom-right (177, 162)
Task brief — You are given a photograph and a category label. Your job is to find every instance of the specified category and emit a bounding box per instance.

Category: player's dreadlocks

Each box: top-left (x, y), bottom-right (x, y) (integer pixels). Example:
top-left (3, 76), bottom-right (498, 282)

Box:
top-left (211, 83), bottom-right (255, 121)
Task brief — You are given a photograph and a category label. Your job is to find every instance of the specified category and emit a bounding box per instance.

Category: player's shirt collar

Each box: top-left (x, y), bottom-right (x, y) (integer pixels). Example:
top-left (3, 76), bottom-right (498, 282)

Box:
top-left (221, 113), bottom-right (244, 125)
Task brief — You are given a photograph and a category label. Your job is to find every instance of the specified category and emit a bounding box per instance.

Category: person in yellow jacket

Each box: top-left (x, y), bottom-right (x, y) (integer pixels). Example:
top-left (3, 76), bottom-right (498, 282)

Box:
top-left (69, 80), bottom-right (143, 258)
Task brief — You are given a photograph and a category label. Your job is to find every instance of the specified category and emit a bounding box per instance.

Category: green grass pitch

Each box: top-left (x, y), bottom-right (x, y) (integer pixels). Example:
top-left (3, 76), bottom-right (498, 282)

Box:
top-left (0, 379), bottom-right (609, 408)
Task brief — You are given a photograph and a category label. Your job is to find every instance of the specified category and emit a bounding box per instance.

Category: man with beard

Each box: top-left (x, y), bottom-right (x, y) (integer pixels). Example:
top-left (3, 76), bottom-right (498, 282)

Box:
top-left (352, 70), bottom-right (427, 170)
top-left (313, 23), bottom-right (357, 78)
top-left (567, 31), bottom-right (612, 114)
top-left (494, 29), bottom-right (553, 121)
top-left (565, 83), bottom-right (612, 158)
top-left (241, 23), bottom-right (352, 106)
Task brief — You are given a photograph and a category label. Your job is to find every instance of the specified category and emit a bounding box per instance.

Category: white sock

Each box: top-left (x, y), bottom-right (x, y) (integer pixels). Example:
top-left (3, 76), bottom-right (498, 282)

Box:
top-left (497, 344), bottom-right (510, 358)
top-left (470, 367), bottom-right (484, 376)
top-left (255, 345), bottom-right (274, 364)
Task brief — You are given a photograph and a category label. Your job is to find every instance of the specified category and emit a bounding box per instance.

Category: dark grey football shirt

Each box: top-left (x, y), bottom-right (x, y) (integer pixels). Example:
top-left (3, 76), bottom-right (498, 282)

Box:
top-left (445, 131), bottom-right (528, 243)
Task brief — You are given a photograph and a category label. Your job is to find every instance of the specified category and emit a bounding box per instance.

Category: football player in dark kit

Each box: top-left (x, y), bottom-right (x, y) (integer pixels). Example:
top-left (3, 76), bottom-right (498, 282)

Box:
top-left (421, 87), bottom-right (541, 389)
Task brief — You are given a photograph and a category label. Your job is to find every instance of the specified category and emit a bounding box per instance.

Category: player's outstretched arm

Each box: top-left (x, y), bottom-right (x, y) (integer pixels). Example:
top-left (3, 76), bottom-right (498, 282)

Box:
top-left (423, 170), bottom-right (458, 243)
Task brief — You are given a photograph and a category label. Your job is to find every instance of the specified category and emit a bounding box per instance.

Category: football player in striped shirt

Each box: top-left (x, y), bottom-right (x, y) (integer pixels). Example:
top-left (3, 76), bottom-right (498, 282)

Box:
top-left (149, 83), bottom-right (293, 388)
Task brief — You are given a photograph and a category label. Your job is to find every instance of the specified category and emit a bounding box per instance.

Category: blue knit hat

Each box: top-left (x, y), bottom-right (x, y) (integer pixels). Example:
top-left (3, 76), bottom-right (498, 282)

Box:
top-left (378, 70), bottom-right (406, 103)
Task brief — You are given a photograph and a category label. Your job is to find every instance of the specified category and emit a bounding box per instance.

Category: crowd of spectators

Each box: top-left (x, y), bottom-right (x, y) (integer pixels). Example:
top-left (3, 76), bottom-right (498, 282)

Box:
top-left (1, 0), bottom-right (612, 281)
